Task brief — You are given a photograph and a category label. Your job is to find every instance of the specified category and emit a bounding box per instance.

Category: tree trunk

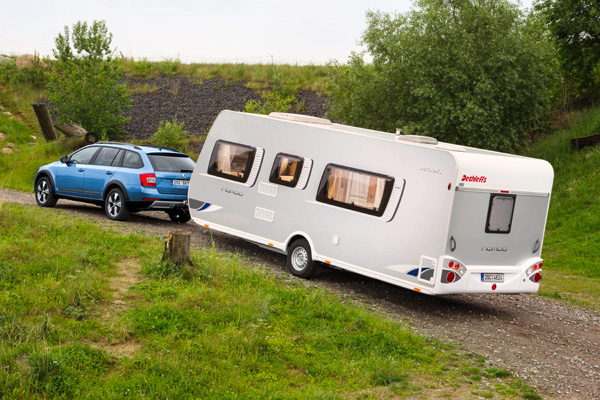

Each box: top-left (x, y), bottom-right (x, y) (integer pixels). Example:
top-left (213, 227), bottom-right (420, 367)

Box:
top-left (60, 131), bottom-right (100, 150)
top-left (162, 230), bottom-right (194, 266)
top-left (32, 103), bottom-right (57, 142)
top-left (54, 123), bottom-right (87, 138)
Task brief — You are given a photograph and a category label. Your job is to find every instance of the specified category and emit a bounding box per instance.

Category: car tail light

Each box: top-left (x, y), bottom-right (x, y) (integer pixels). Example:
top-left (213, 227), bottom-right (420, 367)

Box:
top-left (140, 173), bottom-right (156, 187)
top-left (533, 272), bottom-right (541, 283)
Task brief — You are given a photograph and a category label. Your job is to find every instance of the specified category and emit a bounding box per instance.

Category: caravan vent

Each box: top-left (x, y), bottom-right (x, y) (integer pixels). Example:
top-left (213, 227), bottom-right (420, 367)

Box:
top-left (396, 135), bottom-right (438, 145)
top-left (269, 112), bottom-right (332, 125)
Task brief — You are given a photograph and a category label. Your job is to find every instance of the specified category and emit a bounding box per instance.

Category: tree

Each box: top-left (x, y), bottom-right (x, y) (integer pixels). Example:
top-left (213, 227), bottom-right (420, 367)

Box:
top-left (536, 0), bottom-right (600, 105)
top-left (327, 0), bottom-right (559, 153)
top-left (47, 20), bottom-right (131, 139)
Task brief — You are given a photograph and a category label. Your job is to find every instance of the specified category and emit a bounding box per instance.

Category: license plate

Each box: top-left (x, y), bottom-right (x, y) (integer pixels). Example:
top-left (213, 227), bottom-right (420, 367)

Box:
top-left (481, 273), bottom-right (504, 283)
top-left (172, 179), bottom-right (189, 186)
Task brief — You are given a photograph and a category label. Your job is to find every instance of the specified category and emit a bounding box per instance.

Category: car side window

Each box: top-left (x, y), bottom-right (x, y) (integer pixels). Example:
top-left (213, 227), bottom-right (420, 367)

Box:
top-left (269, 153), bottom-right (304, 187)
top-left (69, 147), bottom-right (99, 165)
top-left (122, 151), bottom-right (144, 169)
top-left (94, 147), bottom-right (121, 166)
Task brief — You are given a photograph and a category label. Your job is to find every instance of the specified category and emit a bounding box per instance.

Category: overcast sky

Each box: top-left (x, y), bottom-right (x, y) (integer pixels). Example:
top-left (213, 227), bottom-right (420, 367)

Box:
top-left (2, 0), bottom-right (534, 65)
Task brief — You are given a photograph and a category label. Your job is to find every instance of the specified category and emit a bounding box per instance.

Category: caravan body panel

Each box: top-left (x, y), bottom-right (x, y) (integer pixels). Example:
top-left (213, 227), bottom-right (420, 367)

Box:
top-left (189, 111), bottom-right (553, 295)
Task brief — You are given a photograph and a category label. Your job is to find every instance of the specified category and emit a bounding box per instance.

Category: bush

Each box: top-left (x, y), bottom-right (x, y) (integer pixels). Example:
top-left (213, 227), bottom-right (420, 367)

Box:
top-left (244, 91), bottom-right (295, 115)
top-left (47, 20), bottom-right (132, 140)
top-left (0, 55), bottom-right (49, 89)
top-left (152, 117), bottom-right (188, 152)
top-left (327, 0), bottom-right (559, 153)
top-left (130, 57), bottom-right (152, 77)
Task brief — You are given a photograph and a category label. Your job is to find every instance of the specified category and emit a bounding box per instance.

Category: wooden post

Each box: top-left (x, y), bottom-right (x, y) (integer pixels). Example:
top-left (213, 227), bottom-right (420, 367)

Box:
top-left (60, 131), bottom-right (100, 150)
top-left (54, 123), bottom-right (87, 138)
top-left (571, 133), bottom-right (600, 151)
top-left (162, 230), bottom-right (194, 266)
top-left (32, 103), bottom-right (57, 142)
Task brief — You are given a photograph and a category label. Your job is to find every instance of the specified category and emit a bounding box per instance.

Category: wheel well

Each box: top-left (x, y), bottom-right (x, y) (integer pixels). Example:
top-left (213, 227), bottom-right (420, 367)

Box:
top-left (103, 182), bottom-right (128, 202)
top-left (35, 172), bottom-right (54, 190)
top-left (287, 234), bottom-right (308, 251)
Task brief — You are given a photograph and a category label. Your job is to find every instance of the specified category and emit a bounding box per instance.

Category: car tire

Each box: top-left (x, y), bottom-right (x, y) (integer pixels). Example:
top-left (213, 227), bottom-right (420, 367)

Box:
top-left (287, 238), bottom-right (318, 278)
top-left (167, 209), bottom-right (191, 223)
top-left (105, 188), bottom-right (130, 221)
top-left (35, 176), bottom-right (58, 207)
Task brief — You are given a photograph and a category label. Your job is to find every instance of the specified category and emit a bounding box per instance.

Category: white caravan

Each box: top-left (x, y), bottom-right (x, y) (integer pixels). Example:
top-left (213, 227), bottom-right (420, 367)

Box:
top-left (188, 111), bottom-right (553, 295)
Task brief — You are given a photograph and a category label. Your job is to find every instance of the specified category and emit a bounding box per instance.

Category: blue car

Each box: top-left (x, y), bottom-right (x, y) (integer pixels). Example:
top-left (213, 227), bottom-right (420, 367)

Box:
top-left (34, 142), bottom-right (195, 222)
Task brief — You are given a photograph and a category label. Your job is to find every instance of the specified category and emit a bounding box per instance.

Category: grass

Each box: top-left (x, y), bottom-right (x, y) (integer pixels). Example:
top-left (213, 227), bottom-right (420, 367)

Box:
top-left (525, 105), bottom-right (600, 309)
top-left (0, 112), bottom-right (66, 191)
top-left (122, 58), bottom-right (330, 92)
top-left (0, 203), bottom-right (538, 399)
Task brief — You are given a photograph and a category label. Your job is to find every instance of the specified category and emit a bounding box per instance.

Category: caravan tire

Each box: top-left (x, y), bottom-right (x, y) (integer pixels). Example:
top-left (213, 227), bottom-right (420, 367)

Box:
top-left (287, 238), bottom-right (318, 279)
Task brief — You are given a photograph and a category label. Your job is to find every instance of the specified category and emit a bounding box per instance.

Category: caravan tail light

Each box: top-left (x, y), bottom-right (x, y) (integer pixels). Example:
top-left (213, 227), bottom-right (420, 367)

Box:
top-left (527, 261), bottom-right (543, 283)
top-left (140, 173), bottom-right (156, 187)
top-left (446, 271), bottom-right (456, 283)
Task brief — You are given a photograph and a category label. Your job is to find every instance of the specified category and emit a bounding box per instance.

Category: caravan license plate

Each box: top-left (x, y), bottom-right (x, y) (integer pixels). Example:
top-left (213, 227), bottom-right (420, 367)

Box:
top-left (172, 180), bottom-right (189, 186)
top-left (481, 273), bottom-right (504, 283)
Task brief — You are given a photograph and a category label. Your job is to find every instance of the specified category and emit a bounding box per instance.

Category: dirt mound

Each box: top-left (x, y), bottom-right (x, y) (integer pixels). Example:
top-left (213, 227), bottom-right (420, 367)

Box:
top-left (123, 76), bottom-right (329, 141)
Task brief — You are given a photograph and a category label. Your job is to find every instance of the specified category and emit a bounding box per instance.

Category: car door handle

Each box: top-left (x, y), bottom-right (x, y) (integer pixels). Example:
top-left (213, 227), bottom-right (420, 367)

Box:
top-left (105, 171), bottom-right (114, 175)
top-left (78, 169), bottom-right (85, 172)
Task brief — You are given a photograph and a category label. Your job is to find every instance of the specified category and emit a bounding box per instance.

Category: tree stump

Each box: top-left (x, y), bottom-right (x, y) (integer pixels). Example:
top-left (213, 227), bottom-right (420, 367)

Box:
top-left (162, 230), bottom-right (194, 266)
top-left (32, 103), bottom-right (57, 142)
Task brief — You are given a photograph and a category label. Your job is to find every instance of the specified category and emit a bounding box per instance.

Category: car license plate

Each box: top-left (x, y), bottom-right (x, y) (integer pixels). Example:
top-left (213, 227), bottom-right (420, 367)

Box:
top-left (172, 179), bottom-right (189, 186)
top-left (481, 273), bottom-right (504, 283)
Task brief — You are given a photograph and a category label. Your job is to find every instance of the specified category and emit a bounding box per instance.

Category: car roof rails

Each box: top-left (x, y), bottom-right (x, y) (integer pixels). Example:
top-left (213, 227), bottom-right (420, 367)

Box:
top-left (96, 141), bottom-right (143, 150)
top-left (96, 141), bottom-right (182, 153)
top-left (140, 144), bottom-right (182, 153)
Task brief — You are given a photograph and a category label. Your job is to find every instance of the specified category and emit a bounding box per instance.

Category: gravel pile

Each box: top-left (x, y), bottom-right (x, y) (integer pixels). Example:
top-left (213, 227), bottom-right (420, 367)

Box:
top-left (123, 76), bottom-right (329, 140)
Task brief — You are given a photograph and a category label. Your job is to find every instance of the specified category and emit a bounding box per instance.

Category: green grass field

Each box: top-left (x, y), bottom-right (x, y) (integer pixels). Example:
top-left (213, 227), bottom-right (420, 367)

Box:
top-left (0, 203), bottom-right (539, 399)
top-left (525, 107), bottom-right (600, 308)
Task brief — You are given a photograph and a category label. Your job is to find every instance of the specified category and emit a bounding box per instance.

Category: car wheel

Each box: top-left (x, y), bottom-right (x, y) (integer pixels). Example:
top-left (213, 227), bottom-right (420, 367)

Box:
top-left (105, 188), bottom-right (130, 221)
top-left (35, 176), bottom-right (58, 207)
top-left (287, 238), bottom-right (318, 278)
top-left (168, 208), bottom-right (191, 223)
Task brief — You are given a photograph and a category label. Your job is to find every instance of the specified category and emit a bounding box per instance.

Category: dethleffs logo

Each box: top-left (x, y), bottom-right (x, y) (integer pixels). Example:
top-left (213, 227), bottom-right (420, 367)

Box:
top-left (462, 174), bottom-right (487, 183)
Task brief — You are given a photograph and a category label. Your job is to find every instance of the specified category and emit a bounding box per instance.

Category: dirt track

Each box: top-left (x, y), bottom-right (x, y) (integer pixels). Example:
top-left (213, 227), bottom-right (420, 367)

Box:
top-left (3, 188), bottom-right (599, 399)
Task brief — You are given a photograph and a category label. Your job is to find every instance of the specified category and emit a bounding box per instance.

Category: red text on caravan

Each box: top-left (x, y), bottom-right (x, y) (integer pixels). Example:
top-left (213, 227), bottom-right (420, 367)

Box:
top-left (462, 175), bottom-right (487, 183)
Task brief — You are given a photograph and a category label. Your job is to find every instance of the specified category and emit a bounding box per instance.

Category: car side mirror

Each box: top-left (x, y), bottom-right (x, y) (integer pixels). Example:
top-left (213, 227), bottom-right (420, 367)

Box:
top-left (60, 156), bottom-right (69, 163)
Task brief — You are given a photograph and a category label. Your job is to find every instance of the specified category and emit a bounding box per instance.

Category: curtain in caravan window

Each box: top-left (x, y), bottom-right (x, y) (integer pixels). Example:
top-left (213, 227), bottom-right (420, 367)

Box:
top-left (319, 165), bottom-right (393, 215)
top-left (217, 143), bottom-right (233, 174)
top-left (208, 140), bottom-right (257, 183)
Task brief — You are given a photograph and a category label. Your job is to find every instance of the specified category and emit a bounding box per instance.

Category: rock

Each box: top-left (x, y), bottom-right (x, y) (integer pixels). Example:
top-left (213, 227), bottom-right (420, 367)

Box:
top-left (0, 132), bottom-right (6, 141)
top-left (30, 135), bottom-right (37, 140)
top-left (7, 143), bottom-right (16, 149)
top-left (2, 111), bottom-right (12, 117)
top-left (585, 152), bottom-right (595, 160)
top-left (0, 55), bottom-right (13, 64)
top-left (1, 148), bottom-right (13, 155)
top-left (16, 54), bottom-right (48, 70)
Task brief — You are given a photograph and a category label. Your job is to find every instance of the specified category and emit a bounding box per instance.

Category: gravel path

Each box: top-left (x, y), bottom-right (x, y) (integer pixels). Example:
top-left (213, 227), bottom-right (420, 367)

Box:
top-left (3, 188), bottom-right (599, 399)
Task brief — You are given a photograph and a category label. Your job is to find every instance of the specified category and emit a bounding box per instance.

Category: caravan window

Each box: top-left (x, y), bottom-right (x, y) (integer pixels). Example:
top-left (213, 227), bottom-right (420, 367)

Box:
top-left (208, 140), bottom-right (256, 183)
top-left (316, 164), bottom-right (394, 216)
top-left (269, 153), bottom-right (304, 187)
top-left (486, 194), bottom-right (516, 234)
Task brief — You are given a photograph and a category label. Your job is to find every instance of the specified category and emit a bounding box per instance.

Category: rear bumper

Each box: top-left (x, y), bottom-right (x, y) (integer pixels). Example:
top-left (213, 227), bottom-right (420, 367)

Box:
top-left (148, 200), bottom-right (188, 210)
top-left (432, 257), bottom-right (543, 295)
